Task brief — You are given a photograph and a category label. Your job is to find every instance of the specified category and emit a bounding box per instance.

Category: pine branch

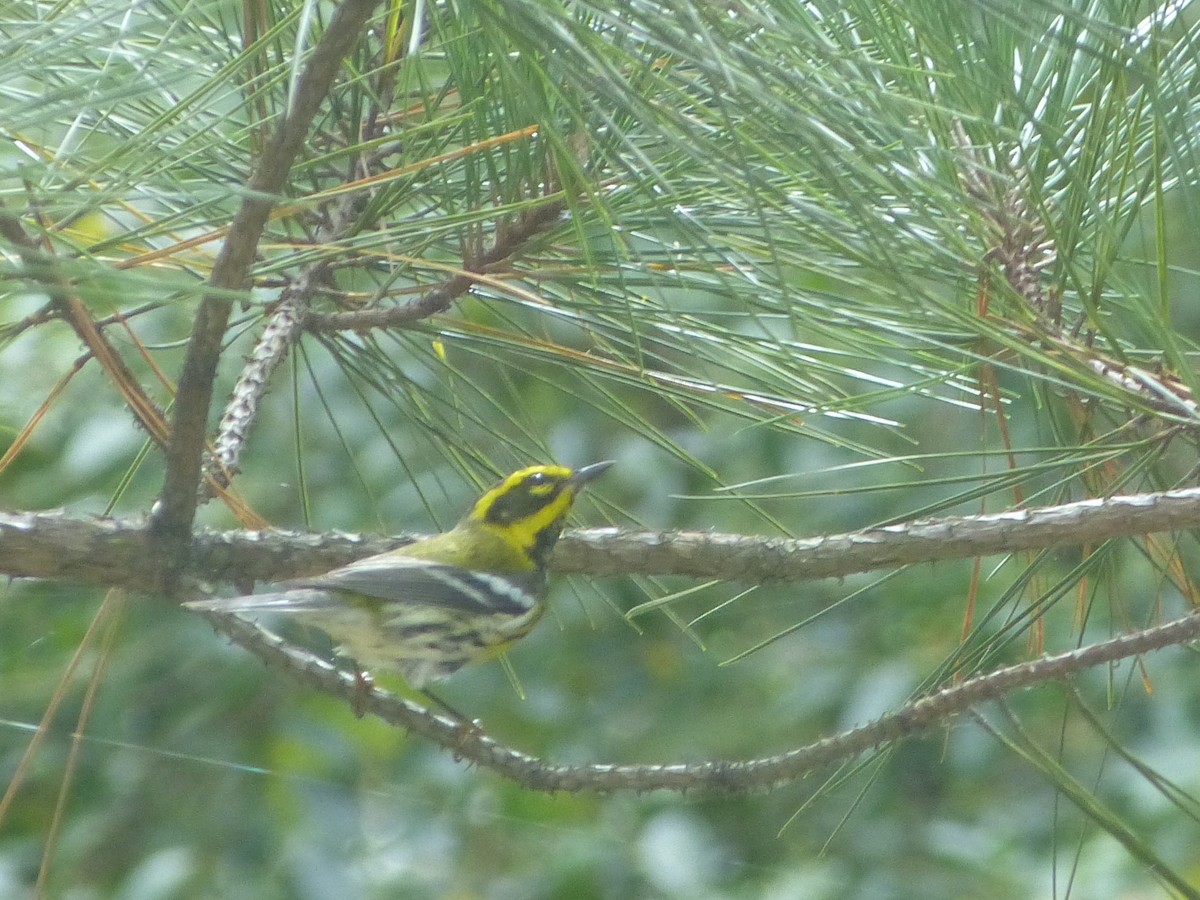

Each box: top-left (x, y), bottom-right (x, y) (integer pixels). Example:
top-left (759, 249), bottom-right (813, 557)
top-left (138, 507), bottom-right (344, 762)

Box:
top-left (202, 288), bottom-right (307, 495)
top-left (192, 599), bottom-right (1200, 793)
top-left (8, 485), bottom-right (1200, 593)
top-left (152, 0), bottom-right (387, 587)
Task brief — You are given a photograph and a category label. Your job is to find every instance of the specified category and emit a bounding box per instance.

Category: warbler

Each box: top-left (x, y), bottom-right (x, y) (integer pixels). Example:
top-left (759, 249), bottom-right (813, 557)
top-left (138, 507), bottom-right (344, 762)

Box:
top-left (186, 462), bottom-right (611, 688)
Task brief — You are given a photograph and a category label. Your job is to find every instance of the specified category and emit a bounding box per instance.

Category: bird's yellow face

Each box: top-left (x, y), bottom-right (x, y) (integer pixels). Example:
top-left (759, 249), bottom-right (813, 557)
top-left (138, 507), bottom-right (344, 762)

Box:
top-left (465, 462), bottom-right (612, 567)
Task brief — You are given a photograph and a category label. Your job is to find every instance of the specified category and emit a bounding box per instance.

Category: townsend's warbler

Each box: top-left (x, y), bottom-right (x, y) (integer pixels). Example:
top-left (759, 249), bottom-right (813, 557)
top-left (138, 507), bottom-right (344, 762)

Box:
top-left (186, 462), bottom-right (611, 687)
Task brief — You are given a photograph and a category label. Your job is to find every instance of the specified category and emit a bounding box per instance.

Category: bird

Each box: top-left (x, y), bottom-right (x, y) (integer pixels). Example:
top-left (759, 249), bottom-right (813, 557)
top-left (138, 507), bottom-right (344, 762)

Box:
top-left (186, 461), bottom-right (612, 688)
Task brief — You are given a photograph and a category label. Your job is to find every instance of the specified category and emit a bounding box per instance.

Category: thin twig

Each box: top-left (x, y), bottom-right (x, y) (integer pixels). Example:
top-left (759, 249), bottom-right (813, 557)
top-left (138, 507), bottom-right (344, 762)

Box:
top-left (304, 196), bottom-right (567, 332)
top-left (0, 204), bottom-right (170, 444)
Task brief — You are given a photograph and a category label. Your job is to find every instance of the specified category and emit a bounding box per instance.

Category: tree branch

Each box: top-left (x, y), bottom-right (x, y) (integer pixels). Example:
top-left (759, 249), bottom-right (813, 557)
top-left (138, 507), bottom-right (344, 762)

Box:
top-left (202, 287), bottom-right (308, 495)
top-left (600, 484), bottom-right (1200, 593)
top-left (152, 0), bottom-right (385, 587)
top-left (193, 603), bottom-right (1200, 793)
top-left (203, 190), bottom-right (372, 497)
top-left (8, 484), bottom-right (1200, 592)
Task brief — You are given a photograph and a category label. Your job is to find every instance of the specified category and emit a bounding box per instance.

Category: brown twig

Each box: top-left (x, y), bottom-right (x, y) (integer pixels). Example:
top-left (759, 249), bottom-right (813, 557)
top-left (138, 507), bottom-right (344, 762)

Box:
top-left (0, 204), bottom-right (171, 445)
top-left (304, 195), bottom-right (567, 332)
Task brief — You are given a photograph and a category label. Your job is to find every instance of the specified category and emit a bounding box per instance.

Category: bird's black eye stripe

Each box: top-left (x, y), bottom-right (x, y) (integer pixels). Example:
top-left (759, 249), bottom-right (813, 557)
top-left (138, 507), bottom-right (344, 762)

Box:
top-left (485, 474), bottom-right (563, 524)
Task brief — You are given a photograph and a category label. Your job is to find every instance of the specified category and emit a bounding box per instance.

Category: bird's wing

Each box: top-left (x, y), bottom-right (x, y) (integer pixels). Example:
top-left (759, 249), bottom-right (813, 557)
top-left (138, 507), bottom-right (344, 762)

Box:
top-left (281, 554), bottom-right (545, 615)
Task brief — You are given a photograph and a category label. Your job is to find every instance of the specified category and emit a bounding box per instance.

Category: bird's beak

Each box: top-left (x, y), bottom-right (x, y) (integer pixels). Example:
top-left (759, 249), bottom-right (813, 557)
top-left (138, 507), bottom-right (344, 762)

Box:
top-left (570, 460), bottom-right (615, 486)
